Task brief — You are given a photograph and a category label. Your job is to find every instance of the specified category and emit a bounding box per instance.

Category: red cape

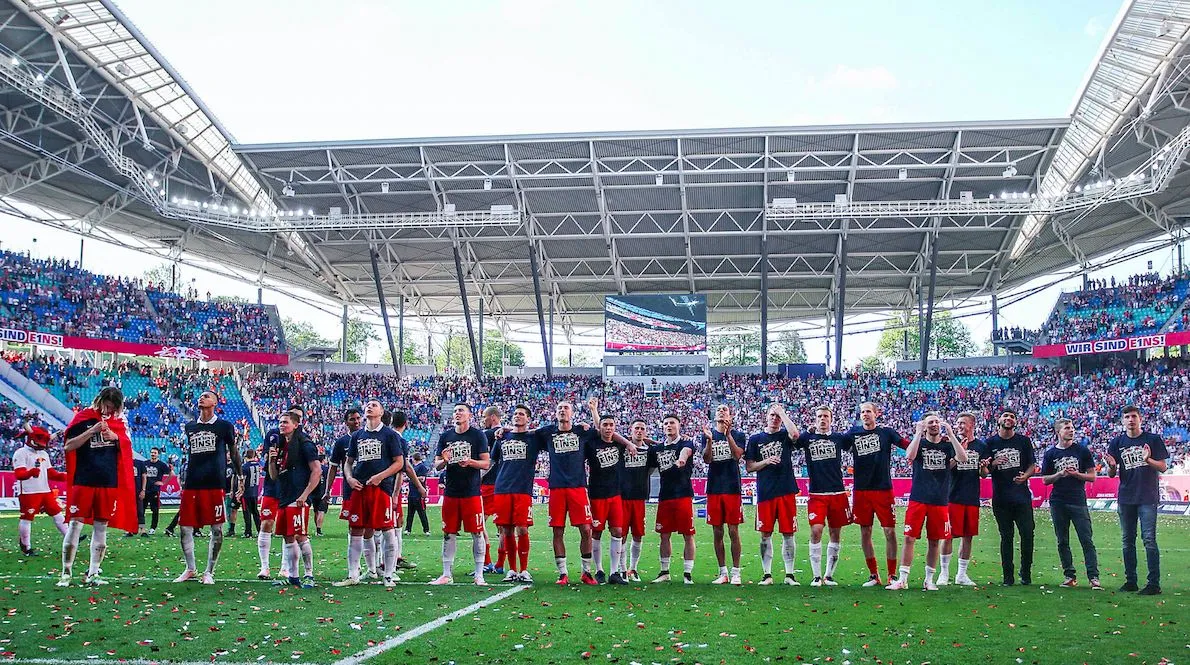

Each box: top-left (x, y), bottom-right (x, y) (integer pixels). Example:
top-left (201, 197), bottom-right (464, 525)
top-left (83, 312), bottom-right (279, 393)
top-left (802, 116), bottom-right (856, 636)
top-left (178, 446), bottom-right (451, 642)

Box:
top-left (66, 408), bottom-right (138, 533)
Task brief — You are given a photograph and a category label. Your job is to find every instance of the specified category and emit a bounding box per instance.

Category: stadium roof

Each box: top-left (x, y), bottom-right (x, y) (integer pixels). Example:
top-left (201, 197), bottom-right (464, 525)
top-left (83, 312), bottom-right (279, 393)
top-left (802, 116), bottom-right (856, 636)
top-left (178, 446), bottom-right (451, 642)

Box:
top-left (0, 0), bottom-right (1188, 342)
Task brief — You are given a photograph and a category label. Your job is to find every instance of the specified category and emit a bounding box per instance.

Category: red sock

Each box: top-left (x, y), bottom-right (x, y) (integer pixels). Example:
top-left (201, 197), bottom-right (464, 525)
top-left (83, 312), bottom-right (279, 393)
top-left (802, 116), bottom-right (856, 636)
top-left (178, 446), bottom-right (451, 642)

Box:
top-left (866, 556), bottom-right (878, 576)
top-left (887, 558), bottom-right (898, 579)
top-left (484, 539), bottom-right (492, 565)
top-left (518, 531), bottom-right (530, 572)
top-left (496, 536), bottom-right (508, 569)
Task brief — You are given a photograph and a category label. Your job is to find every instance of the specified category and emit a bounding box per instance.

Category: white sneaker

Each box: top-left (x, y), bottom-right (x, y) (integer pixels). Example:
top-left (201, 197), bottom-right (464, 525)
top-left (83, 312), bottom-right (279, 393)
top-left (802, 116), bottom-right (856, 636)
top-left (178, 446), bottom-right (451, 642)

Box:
top-left (384, 577), bottom-right (396, 588)
top-left (651, 572), bottom-right (671, 583)
top-left (711, 573), bottom-right (729, 585)
top-left (148, 529), bottom-right (156, 535)
top-left (502, 571), bottom-right (520, 583)
top-left (518, 571), bottom-right (534, 584)
top-left (257, 567), bottom-right (271, 580)
top-left (173, 569), bottom-right (197, 583)
top-left (823, 576), bottom-right (838, 587)
top-left (333, 577), bottom-right (361, 587)
top-left (55, 574), bottom-right (71, 587)
top-left (729, 572), bottom-right (742, 586)
top-left (428, 575), bottom-right (453, 585)
top-left (85, 574), bottom-right (108, 586)
top-left (784, 574), bottom-right (800, 586)
top-left (923, 579), bottom-right (939, 591)
top-left (885, 578), bottom-right (907, 590)
top-left (758, 574), bottom-right (774, 586)
top-left (955, 574), bottom-right (976, 587)
top-left (809, 577), bottom-right (823, 587)
top-left (626, 570), bottom-right (641, 583)
top-left (474, 575), bottom-right (487, 586)
top-left (935, 576), bottom-right (949, 587)
top-left (862, 574), bottom-right (882, 587)
top-left (201, 573), bottom-right (215, 585)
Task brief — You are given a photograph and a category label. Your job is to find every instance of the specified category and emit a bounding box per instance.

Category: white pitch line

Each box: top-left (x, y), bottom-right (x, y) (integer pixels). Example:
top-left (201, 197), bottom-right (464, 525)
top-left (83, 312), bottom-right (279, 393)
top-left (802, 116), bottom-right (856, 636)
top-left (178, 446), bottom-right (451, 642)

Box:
top-left (0, 574), bottom-right (524, 587)
top-left (332, 584), bottom-right (527, 665)
top-left (6, 659), bottom-right (283, 665)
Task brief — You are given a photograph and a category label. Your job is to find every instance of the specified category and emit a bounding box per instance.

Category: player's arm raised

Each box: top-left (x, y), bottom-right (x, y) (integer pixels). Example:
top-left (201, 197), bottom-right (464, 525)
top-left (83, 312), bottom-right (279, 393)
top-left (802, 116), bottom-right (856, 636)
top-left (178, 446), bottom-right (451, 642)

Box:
top-left (64, 420), bottom-right (103, 452)
top-left (773, 404), bottom-right (800, 439)
top-left (943, 419), bottom-right (968, 464)
top-left (905, 420), bottom-right (925, 462)
top-left (701, 423), bottom-right (714, 464)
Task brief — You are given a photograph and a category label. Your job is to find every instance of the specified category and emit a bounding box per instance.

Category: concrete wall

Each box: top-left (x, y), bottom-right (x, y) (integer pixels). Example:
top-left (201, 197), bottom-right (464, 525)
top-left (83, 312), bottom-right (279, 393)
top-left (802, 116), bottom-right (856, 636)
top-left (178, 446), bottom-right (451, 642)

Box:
top-left (275, 361), bottom-right (437, 376)
top-left (894, 354), bottom-right (1055, 373)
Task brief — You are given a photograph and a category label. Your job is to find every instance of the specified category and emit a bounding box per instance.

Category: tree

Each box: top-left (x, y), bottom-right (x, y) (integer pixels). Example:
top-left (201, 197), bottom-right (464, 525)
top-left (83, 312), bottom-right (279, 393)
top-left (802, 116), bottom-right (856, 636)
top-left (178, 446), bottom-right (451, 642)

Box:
top-left (768, 329), bottom-right (808, 364)
top-left (210, 294), bottom-right (249, 305)
top-left (283, 317), bottom-right (333, 351)
top-left (708, 332), bottom-right (760, 366)
top-left (382, 340), bottom-right (425, 366)
top-left (859, 354), bottom-right (887, 373)
top-left (875, 310), bottom-right (978, 361)
top-left (334, 317), bottom-right (381, 363)
top-left (143, 261), bottom-right (188, 292)
top-left (556, 348), bottom-right (595, 368)
top-left (431, 329), bottom-right (523, 375)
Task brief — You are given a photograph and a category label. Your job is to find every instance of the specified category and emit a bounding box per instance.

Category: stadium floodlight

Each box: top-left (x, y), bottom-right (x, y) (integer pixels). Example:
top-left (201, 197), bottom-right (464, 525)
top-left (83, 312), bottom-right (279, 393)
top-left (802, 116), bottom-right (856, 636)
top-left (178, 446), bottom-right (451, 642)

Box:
top-left (9, 56), bottom-right (18, 66)
top-left (834, 193), bottom-right (848, 207)
top-left (33, 73), bottom-right (44, 83)
top-left (1075, 185), bottom-right (1082, 193)
top-left (655, 173), bottom-right (664, 186)
top-left (483, 178), bottom-right (492, 191)
top-left (786, 170), bottom-right (796, 182)
top-left (898, 168), bottom-right (907, 180)
top-left (281, 183), bottom-right (296, 197)
top-left (231, 207), bottom-right (239, 215)
top-left (380, 182), bottom-right (390, 193)
top-left (772, 197), bottom-right (798, 208)
top-left (307, 209), bottom-right (314, 216)
top-left (202, 202), bottom-right (208, 209)
top-left (1003, 165), bottom-right (1018, 178)
top-left (959, 190), bottom-right (973, 204)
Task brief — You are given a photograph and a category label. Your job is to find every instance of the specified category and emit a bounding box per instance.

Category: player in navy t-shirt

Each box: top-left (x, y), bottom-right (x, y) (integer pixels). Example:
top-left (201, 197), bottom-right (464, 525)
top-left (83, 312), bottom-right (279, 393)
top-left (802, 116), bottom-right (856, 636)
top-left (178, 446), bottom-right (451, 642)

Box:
top-left (1041, 418), bottom-right (1100, 590)
top-left (326, 408), bottom-right (363, 575)
top-left (701, 404), bottom-right (746, 586)
top-left (942, 411), bottom-right (989, 586)
top-left (618, 419), bottom-right (652, 582)
top-left (985, 408), bottom-right (1037, 586)
top-left (744, 403), bottom-right (802, 585)
top-left (588, 415), bottom-right (629, 584)
top-left (492, 404), bottom-right (543, 583)
top-left (388, 410), bottom-right (426, 574)
top-left (430, 403), bottom-right (491, 586)
top-left (174, 391), bottom-right (241, 585)
top-left (239, 449), bottom-right (261, 538)
top-left (479, 406), bottom-right (503, 575)
top-left (535, 398), bottom-right (602, 585)
top-left (1105, 405), bottom-right (1169, 594)
top-left (268, 409), bottom-right (321, 588)
top-left (338, 400), bottom-right (405, 587)
top-left (141, 447), bottom-right (170, 535)
top-left (648, 414), bottom-right (696, 584)
top-left (796, 406), bottom-right (853, 587)
top-left (842, 402), bottom-right (908, 586)
top-left (887, 413), bottom-right (967, 591)
top-left (256, 403), bottom-right (305, 580)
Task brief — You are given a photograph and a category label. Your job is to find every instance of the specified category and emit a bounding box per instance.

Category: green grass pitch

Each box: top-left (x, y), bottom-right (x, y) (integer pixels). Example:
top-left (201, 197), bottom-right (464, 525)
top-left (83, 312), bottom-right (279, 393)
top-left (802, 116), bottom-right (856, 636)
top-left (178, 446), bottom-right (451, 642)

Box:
top-left (0, 505), bottom-right (1185, 664)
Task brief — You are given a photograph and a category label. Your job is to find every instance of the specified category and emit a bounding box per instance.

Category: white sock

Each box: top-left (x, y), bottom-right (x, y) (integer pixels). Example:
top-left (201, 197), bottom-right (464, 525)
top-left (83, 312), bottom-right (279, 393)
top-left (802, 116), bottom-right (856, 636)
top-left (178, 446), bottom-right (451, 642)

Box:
top-left (348, 535), bottom-right (363, 579)
top-left (782, 535), bottom-right (797, 576)
top-left (939, 554), bottom-right (951, 579)
top-left (718, 565), bottom-right (728, 576)
top-left (900, 564), bottom-right (911, 584)
top-left (472, 534), bottom-right (485, 578)
top-left (659, 556), bottom-right (671, 573)
top-left (826, 542), bottom-right (840, 578)
top-left (299, 539), bottom-right (313, 577)
top-left (809, 542), bottom-right (822, 578)
top-left (730, 566), bottom-right (740, 578)
top-left (362, 536), bottom-right (376, 575)
top-left (555, 556), bottom-right (567, 575)
top-left (958, 558), bottom-right (970, 579)
top-left (53, 513), bottom-right (68, 536)
top-left (180, 526), bottom-right (197, 572)
top-left (257, 531), bottom-right (272, 570)
top-left (374, 536), bottom-right (383, 567)
top-left (88, 522), bottom-right (107, 577)
top-left (383, 530), bottom-right (398, 578)
top-left (284, 541), bottom-right (300, 578)
top-left (924, 566), bottom-right (935, 586)
top-left (683, 558), bottom-right (695, 575)
top-left (18, 520), bottom-right (31, 551)
top-left (206, 524), bottom-right (224, 575)
top-left (61, 520), bottom-right (82, 576)
top-left (609, 537), bottom-right (623, 575)
top-left (442, 534), bottom-right (457, 577)
top-left (580, 554), bottom-right (593, 575)
top-left (394, 529), bottom-right (404, 561)
top-left (760, 535), bottom-right (774, 575)
top-left (630, 540), bottom-right (642, 571)
top-left (591, 538), bottom-right (603, 573)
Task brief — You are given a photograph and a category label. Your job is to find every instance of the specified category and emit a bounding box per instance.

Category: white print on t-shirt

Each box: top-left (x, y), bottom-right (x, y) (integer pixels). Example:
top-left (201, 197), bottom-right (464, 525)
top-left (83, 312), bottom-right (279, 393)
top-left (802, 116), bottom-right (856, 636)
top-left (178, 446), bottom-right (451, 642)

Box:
top-left (623, 450), bottom-right (648, 468)
top-left (502, 440), bottom-right (528, 460)
top-left (853, 433), bottom-right (881, 457)
top-left (921, 448), bottom-right (949, 471)
top-left (89, 432), bottom-right (114, 449)
top-left (189, 431), bottom-right (217, 455)
top-left (1054, 455), bottom-right (1080, 474)
top-left (711, 440), bottom-right (732, 462)
top-left (1120, 445), bottom-right (1148, 471)
top-left (656, 449), bottom-right (677, 472)
top-left (145, 465), bottom-right (160, 478)
top-left (808, 439), bottom-right (837, 462)
top-left (955, 451), bottom-right (980, 471)
top-left (759, 440), bottom-right (782, 460)
top-left (995, 448), bottom-right (1021, 470)
top-left (448, 440), bottom-right (473, 465)
top-left (552, 431), bottom-right (581, 454)
top-left (356, 438), bottom-right (382, 462)
top-left (594, 446), bottom-right (620, 468)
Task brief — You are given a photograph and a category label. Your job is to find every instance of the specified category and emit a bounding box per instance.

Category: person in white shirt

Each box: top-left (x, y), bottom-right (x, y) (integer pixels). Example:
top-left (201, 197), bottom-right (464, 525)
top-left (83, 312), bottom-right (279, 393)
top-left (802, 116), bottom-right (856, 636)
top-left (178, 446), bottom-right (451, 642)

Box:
top-left (13, 425), bottom-right (70, 555)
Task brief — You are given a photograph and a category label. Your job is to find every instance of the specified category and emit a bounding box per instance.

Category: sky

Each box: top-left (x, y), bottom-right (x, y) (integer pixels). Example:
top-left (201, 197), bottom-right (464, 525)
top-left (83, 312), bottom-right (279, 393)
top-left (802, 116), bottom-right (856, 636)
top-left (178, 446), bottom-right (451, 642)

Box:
top-left (7, 0), bottom-right (1176, 368)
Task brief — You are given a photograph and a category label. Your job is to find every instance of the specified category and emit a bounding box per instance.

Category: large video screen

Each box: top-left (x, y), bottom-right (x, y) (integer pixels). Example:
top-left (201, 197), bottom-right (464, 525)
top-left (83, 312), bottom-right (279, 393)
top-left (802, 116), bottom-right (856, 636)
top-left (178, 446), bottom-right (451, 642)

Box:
top-left (604, 294), bottom-right (707, 352)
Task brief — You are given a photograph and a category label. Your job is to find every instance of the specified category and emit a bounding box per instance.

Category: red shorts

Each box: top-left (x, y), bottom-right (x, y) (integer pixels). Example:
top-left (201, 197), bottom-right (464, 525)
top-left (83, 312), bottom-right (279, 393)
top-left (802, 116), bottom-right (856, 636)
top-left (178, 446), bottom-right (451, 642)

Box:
top-left (756, 494), bottom-right (798, 534)
top-left (548, 487), bottom-right (592, 527)
top-left (590, 495), bottom-right (625, 532)
top-left (655, 498), bottom-right (695, 535)
top-left (904, 501), bottom-right (950, 541)
top-left (442, 495), bottom-right (485, 534)
top-left (852, 489), bottom-right (896, 528)
top-left (393, 489), bottom-right (404, 518)
top-left (338, 493), bottom-right (356, 521)
top-left (481, 484), bottom-right (497, 517)
top-left (808, 493), bottom-right (852, 528)
top-left (492, 492), bottom-right (534, 528)
top-left (19, 491), bottom-right (62, 519)
top-left (67, 485), bottom-right (118, 523)
top-left (348, 486), bottom-right (395, 530)
top-left (179, 489), bottom-right (227, 528)
top-left (276, 505), bottom-right (310, 537)
top-left (259, 496), bottom-right (280, 522)
top-left (706, 493), bottom-right (744, 526)
top-left (622, 499), bottom-right (647, 538)
top-left (949, 503), bottom-right (980, 537)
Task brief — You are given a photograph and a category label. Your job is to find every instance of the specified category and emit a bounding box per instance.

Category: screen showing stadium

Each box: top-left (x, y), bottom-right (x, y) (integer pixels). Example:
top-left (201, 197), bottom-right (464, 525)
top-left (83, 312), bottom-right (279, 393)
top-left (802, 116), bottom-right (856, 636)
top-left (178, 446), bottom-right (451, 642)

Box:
top-left (604, 294), bottom-right (707, 352)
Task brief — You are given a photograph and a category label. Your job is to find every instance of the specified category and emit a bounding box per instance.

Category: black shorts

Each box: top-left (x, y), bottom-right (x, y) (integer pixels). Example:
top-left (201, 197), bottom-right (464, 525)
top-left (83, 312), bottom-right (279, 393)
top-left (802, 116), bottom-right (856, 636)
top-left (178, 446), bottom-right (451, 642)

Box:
top-left (312, 492), bottom-right (330, 513)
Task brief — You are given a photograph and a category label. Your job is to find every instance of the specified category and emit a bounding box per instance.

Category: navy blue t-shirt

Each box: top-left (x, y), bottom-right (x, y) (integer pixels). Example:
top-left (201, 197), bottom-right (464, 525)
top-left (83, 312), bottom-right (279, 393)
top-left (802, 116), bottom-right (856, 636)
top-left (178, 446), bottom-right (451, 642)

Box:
top-left (909, 439), bottom-right (956, 506)
top-left (704, 428), bottom-right (746, 495)
top-left (349, 425), bottom-right (405, 496)
top-left (1042, 444), bottom-right (1095, 505)
top-left (133, 459), bottom-right (144, 493)
top-left (796, 431), bottom-right (851, 494)
top-left (586, 436), bottom-right (623, 499)
top-left (492, 430), bottom-right (542, 495)
top-left (745, 430), bottom-right (799, 501)
top-left (261, 429), bottom-right (281, 498)
top-left (241, 460), bottom-right (261, 498)
top-left (618, 445), bottom-right (652, 501)
top-left (536, 424), bottom-right (598, 489)
top-left (409, 461), bottom-right (430, 501)
top-left (275, 432), bottom-right (318, 507)
top-left (183, 418), bottom-right (236, 490)
top-left (650, 439), bottom-right (695, 500)
top-left (481, 427), bottom-right (500, 487)
top-left (66, 417), bottom-right (119, 488)
top-left (329, 433), bottom-right (352, 499)
top-left (844, 425), bottom-right (906, 491)
top-left (986, 433), bottom-right (1036, 505)
top-left (434, 426), bottom-right (490, 498)
top-left (1107, 432), bottom-right (1168, 505)
top-left (143, 460), bottom-right (169, 495)
top-left (949, 439), bottom-right (988, 506)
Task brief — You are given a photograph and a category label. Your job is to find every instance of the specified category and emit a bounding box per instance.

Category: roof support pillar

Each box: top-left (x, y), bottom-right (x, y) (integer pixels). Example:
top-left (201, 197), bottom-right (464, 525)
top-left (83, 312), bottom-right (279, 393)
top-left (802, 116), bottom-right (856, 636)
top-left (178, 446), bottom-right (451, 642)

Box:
top-left (398, 296), bottom-right (406, 376)
top-left (549, 297), bottom-right (555, 370)
top-left (369, 249), bottom-right (401, 377)
top-left (340, 303), bottom-right (348, 361)
top-left (834, 236), bottom-right (847, 377)
top-left (452, 243), bottom-right (482, 378)
top-left (919, 233), bottom-right (940, 373)
top-left (478, 295), bottom-right (484, 378)
top-left (760, 235), bottom-right (770, 376)
top-left (529, 244), bottom-right (552, 379)
top-left (990, 288), bottom-right (1000, 357)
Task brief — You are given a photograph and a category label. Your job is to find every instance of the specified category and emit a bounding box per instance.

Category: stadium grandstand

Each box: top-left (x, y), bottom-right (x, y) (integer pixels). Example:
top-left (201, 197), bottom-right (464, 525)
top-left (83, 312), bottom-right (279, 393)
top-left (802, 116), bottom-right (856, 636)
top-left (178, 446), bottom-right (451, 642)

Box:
top-left (0, 0), bottom-right (1188, 663)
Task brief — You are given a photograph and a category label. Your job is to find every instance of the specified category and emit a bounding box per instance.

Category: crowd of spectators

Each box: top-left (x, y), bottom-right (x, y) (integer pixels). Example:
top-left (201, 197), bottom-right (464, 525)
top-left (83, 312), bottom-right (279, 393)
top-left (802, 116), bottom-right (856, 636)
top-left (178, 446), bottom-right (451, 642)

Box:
top-left (0, 249), bottom-right (284, 353)
top-left (0, 397), bottom-right (52, 471)
top-left (1044, 271), bottom-right (1190, 343)
top-left (605, 318), bottom-right (706, 350)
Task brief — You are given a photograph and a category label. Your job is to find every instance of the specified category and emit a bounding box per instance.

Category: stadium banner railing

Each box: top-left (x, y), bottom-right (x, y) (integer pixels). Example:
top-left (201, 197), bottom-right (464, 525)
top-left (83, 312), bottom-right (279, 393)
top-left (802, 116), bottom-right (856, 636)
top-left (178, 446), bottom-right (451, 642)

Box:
top-left (0, 326), bottom-right (288, 365)
top-left (1032, 330), bottom-right (1190, 358)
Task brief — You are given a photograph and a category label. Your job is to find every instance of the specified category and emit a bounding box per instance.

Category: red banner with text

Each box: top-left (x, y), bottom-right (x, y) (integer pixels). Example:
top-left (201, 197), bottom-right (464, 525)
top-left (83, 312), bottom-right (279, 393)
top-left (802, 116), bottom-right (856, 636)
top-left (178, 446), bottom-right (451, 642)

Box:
top-left (1032, 331), bottom-right (1190, 358)
top-left (0, 326), bottom-right (288, 365)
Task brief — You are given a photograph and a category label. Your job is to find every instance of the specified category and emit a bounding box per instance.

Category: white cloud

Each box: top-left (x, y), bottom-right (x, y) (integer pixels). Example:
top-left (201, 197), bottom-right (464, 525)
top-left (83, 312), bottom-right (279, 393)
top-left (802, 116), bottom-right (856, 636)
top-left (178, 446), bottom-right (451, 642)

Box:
top-left (818, 64), bottom-right (898, 91)
top-left (1084, 17), bottom-right (1104, 39)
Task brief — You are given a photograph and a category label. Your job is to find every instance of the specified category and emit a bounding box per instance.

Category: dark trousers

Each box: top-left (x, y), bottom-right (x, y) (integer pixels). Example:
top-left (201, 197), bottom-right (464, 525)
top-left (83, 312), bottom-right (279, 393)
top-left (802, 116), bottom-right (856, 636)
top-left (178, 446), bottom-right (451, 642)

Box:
top-left (144, 494), bottom-right (161, 530)
top-left (405, 497), bottom-right (430, 533)
top-left (136, 495), bottom-right (146, 527)
top-left (1118, 503), bottom-right (1160, 587)
top-left (242, 495), bottom-right (260, 535)
top-left (992, 502), bottom-right (1034, 582)
top-left (1050, 501), bottom-right (1099, 580)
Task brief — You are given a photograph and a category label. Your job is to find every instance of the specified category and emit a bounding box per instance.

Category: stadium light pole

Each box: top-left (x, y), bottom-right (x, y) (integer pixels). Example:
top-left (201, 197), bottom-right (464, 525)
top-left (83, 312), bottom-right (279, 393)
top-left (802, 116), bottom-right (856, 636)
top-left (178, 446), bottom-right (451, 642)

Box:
top-left (529, 244), bottom-right (552, 379)
top-left (369, 249), bottom-right (402, 378)
top-left (478, 296), bottom-right (484, 378)
top-left (341, 303), bottom-right (348, 361)
top-left (398, 296), bottom-right (405, 376)
top-left (834, 236), bottom-right (847, 377)
top-left (990, 288), bottom-right (1000, 357)
top-left (919, 233), bottom-right (939, 373)
top-left (451, 243), bottom-right (483, 378)
top-left (760, 236), bottom-right (769, 375)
